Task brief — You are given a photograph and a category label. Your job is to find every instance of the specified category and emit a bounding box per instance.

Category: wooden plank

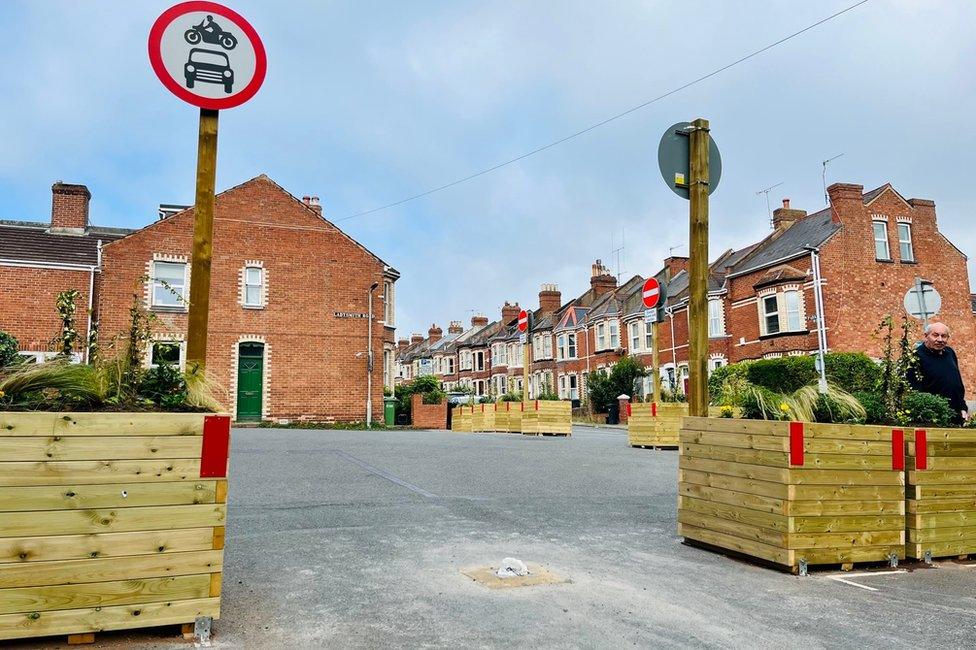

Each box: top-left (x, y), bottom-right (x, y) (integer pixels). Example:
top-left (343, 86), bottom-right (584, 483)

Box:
top-left (803, 439), bottom-right (892, 455)
top-left (912, 457), bottom-right (976, 471)
top-left (678, 469), bottom-right (789, 500)
top-left (791, 515), bottom-right (904, 534)
top-left (909, 511), bottom-right (976, 529)
top-left (788, 499), bottom-right (904, 517)
top-left (0, 574), bottom-right (210, 615)
top-left (789, 468), bottom-right (904, 487)
top-left (678, 495), bottom-right (789, 532)
top-left (0, 460), bottom-right (202, 487)
top-left (789, 530), bottom-right (903, 549)
top-left (67, 632), bottom-right (95, 644)
top-left (908, 525), bottom-right (976, 544)
top-left (907, 498), bottom-right (976, 514)
top-left (906, 540), bottom-right (976, 559)
top-left (0, 504), bottom-right (225, 538)
top-left (909, 429), bottom-right (976, 443)
top-left (680, 443), bottom-right (788, 468)
top-left (802, 423), bottom-right (894, 441)
top-left (0, 528), bottom-right (216, 564)
top-left (681, 418), bottom-right (787, 436)
top-left (678, 456), bottom-right (789, 484)
top-left (910, 485), bottom-right (976, 499)
top-left (797, 545), bottom-right (904, 565)
top-left (910, 442), bottom-right (976, 457)
top-left (678, 481), bottom-right (788, 515)
top-left (0, 436), bottom-right (202, 462)
top-left (678, 430), bottom-right (788, 452)
top-left (800, 453), bottom-right (894, 471)
top-left (0, 596), bottom-right (220, 641)
top-left (678, 522), bottom-right (792, 566)
top-left (908, 470), bottom-right (976, 485)
top-left (0, 550), bottom-right (222, 589)
top-left (0, 413), bottom-right (55, 437)
top-left (677, 510), bottom-right (788, 547)
top-left (47, 413), bottom-right (206, 437)
top-left (0, 481), bottom-right (217, 512)
top-left (212, 527), bottom-right (225, 551)
top-left (791, 484), bottom-right (905, 501)
top-left (209, 572), bottom-right (222, 597)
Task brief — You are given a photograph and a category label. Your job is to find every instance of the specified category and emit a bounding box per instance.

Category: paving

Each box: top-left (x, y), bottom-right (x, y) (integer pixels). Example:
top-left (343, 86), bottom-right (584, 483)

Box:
top-left (17, 426), bottom-right (976, 648)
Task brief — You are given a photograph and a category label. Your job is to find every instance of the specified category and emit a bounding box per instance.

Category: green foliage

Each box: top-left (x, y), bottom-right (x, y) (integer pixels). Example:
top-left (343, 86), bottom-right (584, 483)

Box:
top-left (745, 356), bottom-right (816, 393)
top-left (709, 362), bottom-right (751, 406)
top-left (0, 359), bottom-right (101, 410)
top-left (853, 391), bottom-right (887, 425)
top-left (52, 289), bottom-right (81, 358)
top-left (500, 391), bottom-right (522, 402)
top-left (585, 370), bottom-right (615, 413)
top-left (823, 353), bottom-right (881, 393)
top-left (477, 395), bottom-right (493, 404)
top-left (875, 315), bottom-right (919, 420)
top-left (739, 382), bottom-right (865, 423)
top-left (537, 376), bottom-right (559, 401)
top-left (138, 363), bottom-right (188, 409)
top-left (394, 375), bottom-right (444, 416)
top-left (0, 331), bottom-right (20, 368)
top-left (899, 390), bottom-right (955, 428)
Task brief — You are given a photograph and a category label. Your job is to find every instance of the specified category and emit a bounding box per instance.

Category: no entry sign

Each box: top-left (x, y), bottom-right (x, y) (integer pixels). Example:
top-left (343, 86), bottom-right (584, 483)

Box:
top-left (517, 310), bottom-right (529, 333)
top-left (149, 1), bottom-right (266, 110)
top-left (642, 277), bottom-right (662, 309)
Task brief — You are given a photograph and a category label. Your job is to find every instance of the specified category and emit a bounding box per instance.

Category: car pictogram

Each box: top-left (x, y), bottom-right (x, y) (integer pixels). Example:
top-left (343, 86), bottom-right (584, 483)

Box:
top-left (184, 48), bottom-right (234, 94)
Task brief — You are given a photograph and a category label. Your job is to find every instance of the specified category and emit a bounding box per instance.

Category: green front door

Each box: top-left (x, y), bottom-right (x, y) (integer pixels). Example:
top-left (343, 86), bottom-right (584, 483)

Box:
top-left (236, 343), bottom-right (264, 421)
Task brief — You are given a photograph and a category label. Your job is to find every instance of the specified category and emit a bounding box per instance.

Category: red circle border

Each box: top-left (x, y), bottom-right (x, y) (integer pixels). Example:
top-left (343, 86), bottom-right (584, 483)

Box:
top-left (148, 1), bottom-right (266, 110)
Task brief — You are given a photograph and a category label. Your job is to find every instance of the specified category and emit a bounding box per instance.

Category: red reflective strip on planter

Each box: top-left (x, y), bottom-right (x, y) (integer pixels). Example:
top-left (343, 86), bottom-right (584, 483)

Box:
top-left (200, 415), bottom-right (231, 478)
top-left (535, 400), bottom-right (539, 411)
top-left (789, 421), bottom-right (804, 466)
top-left (506, 402), bottom-right (510, 411)
top-left (892, 429), bottom-right (905, 471)
top-left (627, 403), bottom-right (632, 417)
top-left (652, 402), bottom-right (658, 417)
top-left (520, 402), bottom-right (524, 412)
top-left (481, 404), bottom-right (485, 413)
top-left (915, 429), bottom-right (927, 470)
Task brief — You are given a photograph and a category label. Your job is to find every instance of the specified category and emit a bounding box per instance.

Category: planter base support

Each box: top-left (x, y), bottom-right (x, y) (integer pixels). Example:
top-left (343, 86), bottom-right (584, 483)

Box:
top-left (924, 550), bottom-right (933, 565)
top-left (195, 616), bottom-right (213, 646)
top-left (888, 553), bottom-right (899, 568)
top-left (798, 559), bottom-right (808, 577)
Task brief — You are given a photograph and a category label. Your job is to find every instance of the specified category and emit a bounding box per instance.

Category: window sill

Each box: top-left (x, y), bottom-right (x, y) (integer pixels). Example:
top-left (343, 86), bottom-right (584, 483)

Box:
top-left (242, 305), bottom-right (265, 310)
top-left (876, 258), bottom-right (893, 264)
top-left (150, 306), bottom-right (188, 313)
top-left (759, 329), bottom-right (811, 341)
top-left (899, 259), bottom-right (917, 265)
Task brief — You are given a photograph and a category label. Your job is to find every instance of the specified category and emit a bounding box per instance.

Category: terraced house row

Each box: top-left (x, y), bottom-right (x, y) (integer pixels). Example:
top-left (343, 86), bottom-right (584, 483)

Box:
top-left (397, 181), bottom-right (976, 401)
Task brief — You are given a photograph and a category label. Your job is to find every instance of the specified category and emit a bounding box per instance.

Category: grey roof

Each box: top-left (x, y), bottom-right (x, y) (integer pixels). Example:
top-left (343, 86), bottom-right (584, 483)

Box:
top-left (587, 275), bottom-right (643, 321)
top-left (554, 306), bottom-right (588, 331)
top-left (728, 208), bottom-right (839, 277)
top-left (0, 220), bottom-right (131, 267)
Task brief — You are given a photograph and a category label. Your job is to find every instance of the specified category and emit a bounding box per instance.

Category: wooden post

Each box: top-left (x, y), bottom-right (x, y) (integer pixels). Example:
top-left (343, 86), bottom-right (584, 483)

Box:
top-left (185, 108), bottom-right (219, 372)
top-left (651, 320), bottom-right (661, 403)
top-left (687, 117), bottom-right (710, 417)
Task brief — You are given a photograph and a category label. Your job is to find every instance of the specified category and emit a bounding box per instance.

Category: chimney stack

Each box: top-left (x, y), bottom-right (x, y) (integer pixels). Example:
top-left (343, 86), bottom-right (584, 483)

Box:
top-left (49, 182), bottom-right (90, 234)
top-left (428, 324), bottom-right (443, 343)
top-left (772, 198), bottom-right (807, 232)
top-left (410, 333), bottom-right (424, 345)
top-left (397, 338), bottom-right (410, 352)
top-left (448, 320), bottom-right (464, 335)
top-left (471, 315), bottom-right (489, 328)
top-left (663, 256), bottom-right (689, 279)
top-left (501, 301), bottom-right (520, 324)
top-left (589, 259), bottom-right (617, 296)
top-left (539, 283), bottom-right (561, 313)
top-left (302, 195), bottom-right (323, 216)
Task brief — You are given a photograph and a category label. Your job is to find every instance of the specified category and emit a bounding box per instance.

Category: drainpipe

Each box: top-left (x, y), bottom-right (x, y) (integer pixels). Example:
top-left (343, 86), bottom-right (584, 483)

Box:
top-left (84, 240), bottom-right (102, 364)
top-left (805, 246), bottom-right (829, 393)
top-left (367, 282), bottom-right (378, 426)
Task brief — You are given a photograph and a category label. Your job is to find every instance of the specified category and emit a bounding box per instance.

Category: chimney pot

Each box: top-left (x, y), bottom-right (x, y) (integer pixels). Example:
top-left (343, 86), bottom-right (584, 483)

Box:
top-left (783, 198), bottom-right (790, 209)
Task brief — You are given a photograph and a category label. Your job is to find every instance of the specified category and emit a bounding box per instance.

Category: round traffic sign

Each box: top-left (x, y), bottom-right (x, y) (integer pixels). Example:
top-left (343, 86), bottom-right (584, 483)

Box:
top-left (904, 281), bottom-right (942, 321)
top-left (517, 310), bottom-right (529, 333)
top-left (658, 121), bottom-right (722, 200)
top-left (149, 1), bottom-right (266, 110)
top-left (642, 277), bottom-right (662, 309)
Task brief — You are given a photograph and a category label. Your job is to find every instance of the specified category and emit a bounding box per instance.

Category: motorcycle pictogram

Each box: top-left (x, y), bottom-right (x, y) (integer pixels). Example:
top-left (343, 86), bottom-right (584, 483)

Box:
top-left (184, 15), bottom-right (238, 50)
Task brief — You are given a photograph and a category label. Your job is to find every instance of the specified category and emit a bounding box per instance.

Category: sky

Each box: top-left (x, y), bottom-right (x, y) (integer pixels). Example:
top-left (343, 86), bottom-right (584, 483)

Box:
top-left (1, 1), bottom-right (974, 340)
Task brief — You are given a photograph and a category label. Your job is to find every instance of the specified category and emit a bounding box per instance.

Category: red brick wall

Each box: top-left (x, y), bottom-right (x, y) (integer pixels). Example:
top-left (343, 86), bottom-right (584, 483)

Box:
top-left (410, 393), bottom-right (447, 429)
top-left (97, 176), bottom-right (391, 421)
top-left (0, 265), bottom-right (93, 354)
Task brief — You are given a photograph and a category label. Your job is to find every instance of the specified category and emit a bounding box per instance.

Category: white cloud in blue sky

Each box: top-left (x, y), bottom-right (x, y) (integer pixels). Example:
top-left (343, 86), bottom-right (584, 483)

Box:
top-left (1, 0), bottom-right (974, 338)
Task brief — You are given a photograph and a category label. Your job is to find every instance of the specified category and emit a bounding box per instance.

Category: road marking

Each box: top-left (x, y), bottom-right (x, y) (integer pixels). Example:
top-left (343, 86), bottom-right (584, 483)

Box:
top-left (828, 569), bottom-right (906, 591)
top-left (332, 450), bottom-right (439, 499)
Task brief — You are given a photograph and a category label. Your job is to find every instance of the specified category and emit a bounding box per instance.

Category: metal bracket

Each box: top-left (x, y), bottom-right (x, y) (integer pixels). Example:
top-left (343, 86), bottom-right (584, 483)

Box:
top-left (888, 553), bottom-right (899, 568)
top-left (798, 558), bottom-right (808, 577)
top-left (194, 616), bottom-right (212, 646)
top-left (924, 550), bottom-right (933, 565)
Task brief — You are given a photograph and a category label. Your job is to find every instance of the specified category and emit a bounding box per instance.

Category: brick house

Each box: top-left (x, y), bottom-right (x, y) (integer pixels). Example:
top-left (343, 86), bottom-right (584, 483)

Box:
top-left (1, 176), bottom-right (400, 422)
top-left (0, 183), bottom-right (131, 361)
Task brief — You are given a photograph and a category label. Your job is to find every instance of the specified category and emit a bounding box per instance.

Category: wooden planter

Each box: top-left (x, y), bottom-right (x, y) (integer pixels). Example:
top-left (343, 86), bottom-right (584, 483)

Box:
top-left (501, 402), bottom-right (521, 433)
top-left (0, 412), bottom-right (230, 643)
top-left (906, 427), bottom-right (976, 561)
top-left (450, 406), bottom-right (473, 433)
top-left (628, 403), bottom-right (726, 448)
top-left (473, 404), bottom-right (496, 433)
top-left (679, 417), bottom-right (905, 573)
top-left (520, 401), bottom-right (571, 436)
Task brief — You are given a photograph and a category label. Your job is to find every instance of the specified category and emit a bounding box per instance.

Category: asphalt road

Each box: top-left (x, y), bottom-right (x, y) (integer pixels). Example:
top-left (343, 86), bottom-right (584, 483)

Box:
top-left (18, 426), bottom-right (976, 648)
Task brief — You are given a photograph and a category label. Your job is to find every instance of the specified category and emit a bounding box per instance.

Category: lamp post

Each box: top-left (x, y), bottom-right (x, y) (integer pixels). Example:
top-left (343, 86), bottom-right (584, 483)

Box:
top-left (804, 246), bottom-right (828, 393)
top-left (367, 281), bottom-right (379, 426)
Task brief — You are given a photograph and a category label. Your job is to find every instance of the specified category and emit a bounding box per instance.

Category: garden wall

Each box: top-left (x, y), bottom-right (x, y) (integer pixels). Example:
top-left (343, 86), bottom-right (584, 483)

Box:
top-left (410, 394), bottom-right (447, 430)
top-left (678, 417), bottom-right (905, 573)
top-left (0, 412), bottom-right (230, 642)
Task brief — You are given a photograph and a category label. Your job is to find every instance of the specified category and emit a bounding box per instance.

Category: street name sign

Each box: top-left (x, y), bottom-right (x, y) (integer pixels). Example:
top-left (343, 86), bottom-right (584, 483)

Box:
top-left (149, 1), bottom-right (267, 110)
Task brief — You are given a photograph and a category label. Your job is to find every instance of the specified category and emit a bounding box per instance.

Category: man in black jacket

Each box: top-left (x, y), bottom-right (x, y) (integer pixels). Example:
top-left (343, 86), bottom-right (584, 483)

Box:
top-left (909, 322), bottom-right (968, 424)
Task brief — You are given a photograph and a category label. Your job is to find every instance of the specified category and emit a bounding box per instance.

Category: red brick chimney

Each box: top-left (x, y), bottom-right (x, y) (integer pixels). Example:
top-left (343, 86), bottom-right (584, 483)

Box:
top-left (471, 315), bottom-right (489, 328)
top-left (428, 324), bottom-right (443, 343)
top-left (397, 338), bottom-right (410, 352)
top-left (448, 321), bottom-right (463, 335)
top-left (772, 198), bottom-right (807, 231)
top-left (826, 183), bottom-right (865, 224)
top-left (410, 333), bottom-right (424, 345)
top-left (501, 301), bottom-right (520, 324)
top-left (49, 182), bottom-right (90, 234)
top-left (301, 195), bottom-right (323, 215)
top-left (538, 284), bottom-right (561, 313)
top-left (590, 260), bottom-right (617, 296)
top-left (663, 256), bottom-right (689, 279)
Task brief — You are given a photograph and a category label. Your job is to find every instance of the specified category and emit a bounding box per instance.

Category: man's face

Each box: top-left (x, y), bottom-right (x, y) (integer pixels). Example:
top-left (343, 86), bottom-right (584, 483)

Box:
top-left (925, 324), bottom-right (950, 351)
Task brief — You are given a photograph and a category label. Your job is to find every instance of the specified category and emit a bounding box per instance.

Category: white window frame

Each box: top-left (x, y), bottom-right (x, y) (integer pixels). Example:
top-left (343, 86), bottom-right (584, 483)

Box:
top-left (609, 320), bottom-right (619, 349)
top-left (644, 321), bottom-right (653, 349)
top-left (873, 220), bottom-right (891, 260)
top-left (708, 299), bottom-right (724, 338)
top-left (898, 222), bottom-right (914, 262)
top-left (151, 260), bottom-right (188, 309)
top-left (543, 334), bottom-right (552, 359)
top-left (243, 266), bottom-right (264, 308)
top-left (148, 339), bottom-right (185, 370)
top-left (784, 290), bottom-right (802, 332)
top-left (762, 295), bottom-right (780, 335)
top-left (567, 332), bottom-right (576, 359)
top-left (596, 323), bottom-right (606, 350)
top-left (568, 373), bottom-right (579, 400)
top-left (384, 280), bottom-right (395, 326)
top-left (557, 334), bottom-right (565, 361)
top-left (630, 321), bottom-right (640, 351)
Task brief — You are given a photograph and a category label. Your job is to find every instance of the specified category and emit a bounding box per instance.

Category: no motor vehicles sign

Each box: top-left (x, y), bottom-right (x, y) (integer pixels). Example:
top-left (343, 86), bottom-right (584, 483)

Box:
top-left (149, 1), bottom-right (266, 110)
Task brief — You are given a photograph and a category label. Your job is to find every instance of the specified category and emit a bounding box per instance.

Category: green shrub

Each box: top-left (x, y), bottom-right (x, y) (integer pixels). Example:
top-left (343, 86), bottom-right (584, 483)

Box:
top-left (746, 356), bottom-right (816, 393)
top-left (709, 361), bottom-right (751, 406)
top-left (740, 385), bottom-right (785, 420)
top-left (854, 391), bottom-right (887, 425)
top-left (824, 353), bottom-right (881, 393)
top-left (500, 391), bottom-right (522, 402)
top-left (138, 363), bottom-right (188, 409)
top-left (423, 389), bottom-right (446, 405)
top-left (901, 390), bottom-right (955, 427)
top-left (0, 331), bottom-right (20, 368)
